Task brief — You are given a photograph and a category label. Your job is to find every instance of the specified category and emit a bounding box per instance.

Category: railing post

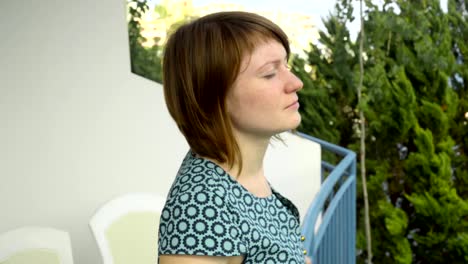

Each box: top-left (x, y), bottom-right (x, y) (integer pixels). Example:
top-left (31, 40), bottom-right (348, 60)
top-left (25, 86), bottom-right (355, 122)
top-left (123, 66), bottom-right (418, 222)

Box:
top-left (298, 132), bottom-right (356, 264)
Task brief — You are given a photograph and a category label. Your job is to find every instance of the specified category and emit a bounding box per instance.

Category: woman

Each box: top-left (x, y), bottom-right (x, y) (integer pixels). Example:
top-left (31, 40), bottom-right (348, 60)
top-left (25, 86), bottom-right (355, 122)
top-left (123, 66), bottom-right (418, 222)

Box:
top-left (159, 11), bottom-right (311, 264)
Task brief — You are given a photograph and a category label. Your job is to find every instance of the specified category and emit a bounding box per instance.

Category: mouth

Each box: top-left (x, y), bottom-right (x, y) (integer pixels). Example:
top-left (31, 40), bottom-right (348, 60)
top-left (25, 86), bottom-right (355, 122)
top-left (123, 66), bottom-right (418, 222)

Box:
top-left (286, 100), bottom-right (300, 109)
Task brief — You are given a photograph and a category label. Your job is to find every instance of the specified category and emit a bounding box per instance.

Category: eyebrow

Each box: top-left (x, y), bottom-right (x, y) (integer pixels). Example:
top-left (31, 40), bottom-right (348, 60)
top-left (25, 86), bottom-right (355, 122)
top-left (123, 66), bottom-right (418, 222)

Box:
top-left (256, 57), bottom-right (288, 73)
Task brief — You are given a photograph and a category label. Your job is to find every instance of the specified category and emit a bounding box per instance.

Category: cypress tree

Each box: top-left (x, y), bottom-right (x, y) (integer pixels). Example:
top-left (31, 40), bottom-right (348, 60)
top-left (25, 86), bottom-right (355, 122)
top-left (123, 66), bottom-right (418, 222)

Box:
top-left (449, 0), bottom-right (468, 199)
top-left (295, 0), bottom-right (468, 262)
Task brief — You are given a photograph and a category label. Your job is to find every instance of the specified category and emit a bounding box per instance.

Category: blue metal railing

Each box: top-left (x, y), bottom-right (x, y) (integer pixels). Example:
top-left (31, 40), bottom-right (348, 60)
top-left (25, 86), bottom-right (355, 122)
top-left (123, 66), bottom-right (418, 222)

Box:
top-left (298, 132), bottom-right (357, 264)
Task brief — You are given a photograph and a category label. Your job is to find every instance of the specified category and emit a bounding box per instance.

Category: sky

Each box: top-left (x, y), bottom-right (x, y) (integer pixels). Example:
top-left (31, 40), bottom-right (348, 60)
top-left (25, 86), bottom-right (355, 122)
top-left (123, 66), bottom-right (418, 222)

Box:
top-left (189, 0), bottom-right (337, 18)
top-left (148, 0), bottom-right (449, 41)
top-left (148, 0), bottom-right (336, 17)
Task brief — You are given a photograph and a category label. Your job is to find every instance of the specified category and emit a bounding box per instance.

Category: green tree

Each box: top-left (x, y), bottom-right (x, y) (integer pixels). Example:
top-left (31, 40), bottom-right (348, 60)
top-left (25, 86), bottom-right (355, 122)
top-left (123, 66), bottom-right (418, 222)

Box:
top-left (295, 0), bottom-right (468, 262)
top-left (127, 0), bottom-right (162, 83)
top-left (292, 0), bottom-right (358, 146)
top-left (449, 0), bottom-right (468, 200)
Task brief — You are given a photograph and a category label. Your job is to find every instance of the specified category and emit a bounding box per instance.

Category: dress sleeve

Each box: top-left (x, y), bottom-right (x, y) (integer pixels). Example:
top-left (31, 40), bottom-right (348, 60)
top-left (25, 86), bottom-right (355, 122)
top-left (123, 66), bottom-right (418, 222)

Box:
top-left (158, 180), bottom-right (247, 257)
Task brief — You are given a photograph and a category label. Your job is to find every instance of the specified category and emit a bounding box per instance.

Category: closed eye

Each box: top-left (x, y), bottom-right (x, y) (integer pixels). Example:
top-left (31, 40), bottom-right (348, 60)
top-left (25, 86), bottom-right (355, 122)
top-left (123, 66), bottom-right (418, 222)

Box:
top-left (263, 73), bottom-right (276, 79)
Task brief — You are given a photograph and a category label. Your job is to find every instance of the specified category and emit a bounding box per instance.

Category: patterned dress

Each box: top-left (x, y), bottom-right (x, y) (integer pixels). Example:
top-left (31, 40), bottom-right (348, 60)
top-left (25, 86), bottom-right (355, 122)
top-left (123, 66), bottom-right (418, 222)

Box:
top-left (158, 151), bottom-right (306, 263)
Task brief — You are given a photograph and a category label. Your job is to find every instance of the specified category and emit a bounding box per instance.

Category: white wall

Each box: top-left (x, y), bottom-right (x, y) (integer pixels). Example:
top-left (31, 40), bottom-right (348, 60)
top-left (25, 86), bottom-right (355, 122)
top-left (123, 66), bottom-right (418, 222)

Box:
top-left (0, 1), bottom-right (321, 263)
top-left (0, 1), bottom-right (187, 263)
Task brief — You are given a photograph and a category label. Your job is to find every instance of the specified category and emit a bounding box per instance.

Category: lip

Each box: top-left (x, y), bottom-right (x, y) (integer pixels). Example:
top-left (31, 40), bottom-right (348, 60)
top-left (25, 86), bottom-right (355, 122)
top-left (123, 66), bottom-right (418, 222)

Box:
top-left (286, 100), bottom-right (300, 109)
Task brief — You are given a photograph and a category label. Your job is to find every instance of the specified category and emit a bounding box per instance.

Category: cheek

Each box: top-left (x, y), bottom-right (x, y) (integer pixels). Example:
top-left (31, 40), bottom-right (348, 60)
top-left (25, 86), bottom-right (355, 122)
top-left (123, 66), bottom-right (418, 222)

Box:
top-left (244, 93), bottom-right (263, 107)
top-left (240, 93), bottom-right (276, 114)
top-left (228, 93), bottom-right (267, 123)
top-left (228, 80), bottom-right (280, 115)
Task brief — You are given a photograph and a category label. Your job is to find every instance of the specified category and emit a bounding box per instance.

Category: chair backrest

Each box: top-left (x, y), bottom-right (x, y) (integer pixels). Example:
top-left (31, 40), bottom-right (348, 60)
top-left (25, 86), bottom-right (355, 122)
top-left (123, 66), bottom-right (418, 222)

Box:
top-left (89, 192), bottom-right (166, 264)
top-left (0, 226), bottom-right (74, 264)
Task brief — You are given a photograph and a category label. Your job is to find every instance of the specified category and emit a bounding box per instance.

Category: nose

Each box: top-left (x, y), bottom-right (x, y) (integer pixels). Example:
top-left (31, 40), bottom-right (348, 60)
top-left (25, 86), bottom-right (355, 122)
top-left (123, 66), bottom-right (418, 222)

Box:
top-left (285, 71), bottom-right (303, 93)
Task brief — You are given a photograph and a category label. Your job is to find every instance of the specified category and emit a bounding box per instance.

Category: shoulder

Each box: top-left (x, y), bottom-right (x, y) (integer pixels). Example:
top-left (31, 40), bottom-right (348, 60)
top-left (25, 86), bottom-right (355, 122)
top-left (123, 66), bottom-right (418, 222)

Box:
top-left (165, 151), bottom-right (231, 206)
top-left (158, 151), bottom-right (247, 257)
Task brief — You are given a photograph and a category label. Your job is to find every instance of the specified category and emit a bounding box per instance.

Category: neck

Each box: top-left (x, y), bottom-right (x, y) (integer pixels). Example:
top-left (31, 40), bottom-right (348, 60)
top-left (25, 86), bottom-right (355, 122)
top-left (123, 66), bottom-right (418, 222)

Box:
top-left (203, 131), bottom-right (273, 198)
top-left (226, 131), bottom-right (270, 181)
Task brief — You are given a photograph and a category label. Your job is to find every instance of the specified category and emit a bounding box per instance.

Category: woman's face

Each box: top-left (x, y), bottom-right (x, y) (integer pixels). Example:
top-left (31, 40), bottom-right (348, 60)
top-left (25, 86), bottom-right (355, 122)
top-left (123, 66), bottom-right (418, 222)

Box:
top-left (226, 39), bottom-right (303, 139)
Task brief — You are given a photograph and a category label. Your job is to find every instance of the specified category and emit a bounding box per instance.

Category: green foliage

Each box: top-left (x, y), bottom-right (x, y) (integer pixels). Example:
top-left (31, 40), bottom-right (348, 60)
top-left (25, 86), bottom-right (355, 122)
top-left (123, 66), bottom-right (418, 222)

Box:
top-left (380, 200), bottom-right (412, 264)
top-left (297, 0), bottom-right (468, 263)
top-left (127, 0), bottom-right (162, 83)
top-left (292, 0), bottom-right (359, 150)
top-left (126, 1), bottom-right (198, 84)
top-left (292, 55), bottom-right (341, 145)
top-left (448, 0), bottom-right (468, 203)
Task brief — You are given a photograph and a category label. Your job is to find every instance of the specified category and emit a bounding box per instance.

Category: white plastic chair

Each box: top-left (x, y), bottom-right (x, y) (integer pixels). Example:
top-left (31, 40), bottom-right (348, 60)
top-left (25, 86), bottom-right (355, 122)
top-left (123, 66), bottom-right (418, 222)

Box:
top-left (89, 192), bottom-right (165, 264)
top-left (0, 226), bottom-right (74, 264)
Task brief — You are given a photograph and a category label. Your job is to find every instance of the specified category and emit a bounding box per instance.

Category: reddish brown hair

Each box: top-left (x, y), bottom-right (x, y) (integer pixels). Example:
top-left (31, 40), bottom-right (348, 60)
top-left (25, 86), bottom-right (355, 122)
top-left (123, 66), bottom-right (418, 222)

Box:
top-left (163, 11), bottom-right (290, 173)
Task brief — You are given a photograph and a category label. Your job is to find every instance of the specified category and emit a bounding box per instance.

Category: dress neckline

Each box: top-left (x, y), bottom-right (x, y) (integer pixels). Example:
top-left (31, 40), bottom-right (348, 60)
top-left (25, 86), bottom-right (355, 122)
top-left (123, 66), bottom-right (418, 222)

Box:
top-left (189, 150), bottom-right (275, 200)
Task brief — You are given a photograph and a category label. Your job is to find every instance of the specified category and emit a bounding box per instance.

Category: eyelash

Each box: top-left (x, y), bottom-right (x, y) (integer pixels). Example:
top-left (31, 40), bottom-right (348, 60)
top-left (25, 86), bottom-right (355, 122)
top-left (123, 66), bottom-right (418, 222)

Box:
top-left (264, 73), bottom-right (276, 79)
top-left (263, 64), bottom-right (290, 79)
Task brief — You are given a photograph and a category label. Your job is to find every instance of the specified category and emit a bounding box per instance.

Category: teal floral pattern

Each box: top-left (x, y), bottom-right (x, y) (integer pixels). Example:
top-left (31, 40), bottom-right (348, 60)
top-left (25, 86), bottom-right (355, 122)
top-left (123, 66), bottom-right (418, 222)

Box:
top-left (158, 151), bottom-right (305, 263)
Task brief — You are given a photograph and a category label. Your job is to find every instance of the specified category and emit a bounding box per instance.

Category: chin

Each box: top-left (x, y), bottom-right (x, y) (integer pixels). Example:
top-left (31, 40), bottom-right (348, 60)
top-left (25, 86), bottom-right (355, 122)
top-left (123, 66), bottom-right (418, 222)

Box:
top-left (290, 114), bottom-right (302, 129)
top-left (267, 114), bottom-right (302, 134)
top-left (278, 119), bottom-right (301, 134)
